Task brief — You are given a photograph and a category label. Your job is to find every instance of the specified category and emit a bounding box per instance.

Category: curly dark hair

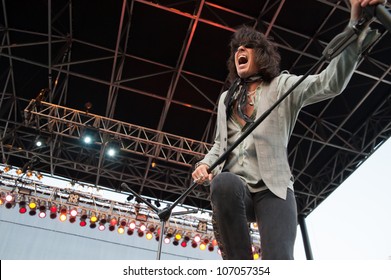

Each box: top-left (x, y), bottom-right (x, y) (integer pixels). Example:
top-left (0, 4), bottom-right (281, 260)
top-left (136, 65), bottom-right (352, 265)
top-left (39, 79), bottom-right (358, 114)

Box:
top-left (227, 26), bottom-right (281, 83)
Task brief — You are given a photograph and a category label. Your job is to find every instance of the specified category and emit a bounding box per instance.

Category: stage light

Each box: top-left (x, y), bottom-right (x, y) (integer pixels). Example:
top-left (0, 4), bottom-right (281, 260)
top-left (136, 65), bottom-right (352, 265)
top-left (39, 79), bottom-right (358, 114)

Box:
top-left (180, 240), bottom-right (188, 248)
top-left (117, 226), bottom-right (125, 234)
top-left (164, 236), bottom-right (171, 244)
top-left (105, 140), bottom-right (120, 157)
top-left (151, 160), bottom-right (157, 168)
top-left (208, 243), bottom-right (214, 252)
top-left (145, 231), bottom-right (153, 240)
top-left (70, 208), bottom-right (78, 217)
top-left (191, 241), bottom-right (198, 248)
top-left (119, 218), bottom-right (127, 227)
top-left (28, 198), bottom-right (37, 210)
top-left (128, 220), bottom-right (136, 230)
top-left (154, 200), bottom-right (161, 208)
top-left (148, 224), bottom-right (156, 233)
top-left (139, 223), bottom-right (146, 232)
top-left (26, 169), bottom-right (33, 177)
top-left (108, 216), bottom-right (117, 231)
top-left (98, 214), bottom-right (106, 230)
top-left (137, 229), bottom-right (144, 237)
top-left (90, 222), bottom-right (97, 229)
top-left (38, 201), bottom-right (47, 218)
top-left (79, 209), bottom-right (87, 227)
top-left (175, 231), bottom-right (182, 241)
top-left (34, 136), bottom-right (45, 148)
top-left (81, 126), bottom-right (99, 145)
top-left (16, 168), bottom-right (23, 175)
top-left (109, 216), bottom-right (118, 226)
top-left (35, 172), bottom-right (43, 180)
top-left (199, 242), bottom-right (206, 251)
top-left (59, 206), bottom-right (67, 222)
top-left (19, 199), bottom-right (27, 214)
top-left (3, 165), bottom-right (11, 173)
top-left (253, 246), bottom-right (260, 260)
top-left (5, 193), bottom-right (15, 209)
top-left (49, 203), bottom-right (58, 219)
top-left (90, 211), bottom-right (98, 223)
top-left (127, 228), bottom-right (134, 235)
top-left (194, 234), bottom-right (201, 243)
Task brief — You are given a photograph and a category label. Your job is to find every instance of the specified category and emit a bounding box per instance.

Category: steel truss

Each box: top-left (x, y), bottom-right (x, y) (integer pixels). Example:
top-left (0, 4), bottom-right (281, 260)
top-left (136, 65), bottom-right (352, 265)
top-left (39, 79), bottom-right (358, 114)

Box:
top-left (1, 0), bottom-right (390, 216)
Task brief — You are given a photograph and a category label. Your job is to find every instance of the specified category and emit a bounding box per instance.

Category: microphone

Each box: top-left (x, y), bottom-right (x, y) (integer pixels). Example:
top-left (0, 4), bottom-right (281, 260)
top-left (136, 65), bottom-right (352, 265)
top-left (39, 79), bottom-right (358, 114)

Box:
top-left (364, 4), bottom-right (391, 33)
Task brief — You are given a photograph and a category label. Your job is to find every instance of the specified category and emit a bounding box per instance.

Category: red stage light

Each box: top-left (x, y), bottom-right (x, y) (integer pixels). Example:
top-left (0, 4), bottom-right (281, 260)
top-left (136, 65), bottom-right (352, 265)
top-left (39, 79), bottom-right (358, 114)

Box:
top-left (49, 203), bottom-right (58, 219)
top-left (19, 200), bottom-right (27, 214)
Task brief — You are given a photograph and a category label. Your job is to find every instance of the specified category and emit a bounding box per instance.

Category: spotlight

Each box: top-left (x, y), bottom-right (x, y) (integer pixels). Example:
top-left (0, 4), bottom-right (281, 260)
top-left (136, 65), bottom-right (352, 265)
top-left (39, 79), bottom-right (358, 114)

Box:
top-left (26, 169), bottom-right (33, 177)
top-left (98, 214), bottom-right (107, 230)
top-left (164, 236), bottom-right (171, 244)
top-left (3, 166), bottom-right (11, 173)
top-left (148, 224), bottom-right (156, 233)
top-left (253, 246), bottom-right (260, 260)
top-left (208, 243), bottom-right (214, 252)
top-left (59, 206), bottom-right (67, 222)
top-left (119, 218), bottom-right (127, 227)
top-left (127, 228), bottom-right (134, 236)
top-left (145, 231), bottom-right (153, 240)
top-left (34, 136), bottom-right (45, 148)
top-left (49, 203), bottom-right (58, 219)
top-left (151, 160), bottom-right (157, 168)
top-left (5, 193), bottom-right (15, 209)
top-left (70, 208), bottom-right (78, 217)
top-left (128, 220), bottom-right (136, 230)
top-left (16, 168), bottom-right (23, 175)
top-left (180, 240), bottom-right (188, 248)
top-left (175, 231), bottom-right (182, 241)
top-left (69, 207), bottom-right (78, 223)
top-left (19, 199), bottom-right (27, 214)
top-left (81, 126), bottom-right (99, 145)
top-left (117, 219), bottom-right (127, 234)
top-left (199, 242), bottom-right (207, 250)
top-left (117, 226), bottom-right (125, 234)
top-left (90, 211), bottom-right (98, 223)
top-left (105, 140), bottom-right (121, 157)
top-left (80, 209), bottom-right (87, 227)
top-left (35, 172), bottom-right (43, 180)
top-left (139, 223), bottom-right (146, 232)
top-left (38, 201), bottom-right (47, 218)
top-left (137, 229), bottom-right (144, 237)
top-left (193, 234), bottom-right (201, 243)
top-left (109, 216), bottom-right (117, 231)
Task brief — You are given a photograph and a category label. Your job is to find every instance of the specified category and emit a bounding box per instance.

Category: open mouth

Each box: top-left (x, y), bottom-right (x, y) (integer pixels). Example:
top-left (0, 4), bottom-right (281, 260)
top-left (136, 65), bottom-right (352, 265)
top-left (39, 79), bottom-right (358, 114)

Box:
top-left (238, 55), bottom-right (248, 65)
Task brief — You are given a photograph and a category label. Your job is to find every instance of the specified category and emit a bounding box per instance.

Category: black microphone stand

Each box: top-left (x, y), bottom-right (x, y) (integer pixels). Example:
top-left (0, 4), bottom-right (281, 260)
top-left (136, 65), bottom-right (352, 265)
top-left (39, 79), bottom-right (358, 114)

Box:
top-left (122, 12), bottom-right (376, 260)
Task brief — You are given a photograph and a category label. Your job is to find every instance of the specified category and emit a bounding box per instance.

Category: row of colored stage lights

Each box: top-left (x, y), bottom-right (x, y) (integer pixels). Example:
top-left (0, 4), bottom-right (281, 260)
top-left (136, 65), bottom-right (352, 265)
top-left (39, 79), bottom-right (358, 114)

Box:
top-left (1, 192), bottom-right (262, 258)
top-left (0, 192), bottom-right (226, 255)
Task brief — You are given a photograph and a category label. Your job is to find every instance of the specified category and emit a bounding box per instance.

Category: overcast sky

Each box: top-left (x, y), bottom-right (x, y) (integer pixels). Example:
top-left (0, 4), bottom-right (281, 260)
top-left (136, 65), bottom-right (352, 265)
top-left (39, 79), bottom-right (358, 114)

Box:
top-left (294, 138), bottom-right (391, 260)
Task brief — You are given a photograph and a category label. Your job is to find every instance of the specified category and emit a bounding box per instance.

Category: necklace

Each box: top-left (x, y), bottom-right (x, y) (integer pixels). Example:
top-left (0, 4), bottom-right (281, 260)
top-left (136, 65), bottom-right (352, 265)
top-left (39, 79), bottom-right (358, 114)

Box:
top-left (247, 89), bottom-right (257, 106)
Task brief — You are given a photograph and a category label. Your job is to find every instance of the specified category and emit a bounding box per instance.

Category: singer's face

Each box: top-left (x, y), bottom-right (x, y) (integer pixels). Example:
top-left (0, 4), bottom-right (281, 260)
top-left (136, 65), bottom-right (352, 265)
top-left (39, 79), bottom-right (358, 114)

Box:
top-left (235, 45), bottom-right (258, 79)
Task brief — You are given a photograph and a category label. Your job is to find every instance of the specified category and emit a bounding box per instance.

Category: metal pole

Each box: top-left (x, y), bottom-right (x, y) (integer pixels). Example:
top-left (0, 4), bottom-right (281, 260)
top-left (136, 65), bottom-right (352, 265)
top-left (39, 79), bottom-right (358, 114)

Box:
top-left (298, 214), bottom-right (314, 260)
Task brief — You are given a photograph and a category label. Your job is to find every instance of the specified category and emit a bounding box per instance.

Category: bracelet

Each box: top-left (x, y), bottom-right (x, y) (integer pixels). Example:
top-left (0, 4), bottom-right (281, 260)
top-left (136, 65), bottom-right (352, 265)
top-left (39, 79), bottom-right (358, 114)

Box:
top-left (195, 161), bottom-right (209, 169)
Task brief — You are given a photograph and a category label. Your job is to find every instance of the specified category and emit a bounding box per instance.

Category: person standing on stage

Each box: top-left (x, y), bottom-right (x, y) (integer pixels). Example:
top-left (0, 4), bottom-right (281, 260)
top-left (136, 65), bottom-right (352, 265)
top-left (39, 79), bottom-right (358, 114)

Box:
top-left (192, 0), bottom-right (384, 259)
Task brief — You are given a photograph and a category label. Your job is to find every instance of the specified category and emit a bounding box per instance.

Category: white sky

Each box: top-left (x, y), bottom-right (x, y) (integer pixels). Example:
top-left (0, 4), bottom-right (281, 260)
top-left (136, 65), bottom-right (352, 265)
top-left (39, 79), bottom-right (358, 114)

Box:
top-left (294, 138), bottom-right (391, 260)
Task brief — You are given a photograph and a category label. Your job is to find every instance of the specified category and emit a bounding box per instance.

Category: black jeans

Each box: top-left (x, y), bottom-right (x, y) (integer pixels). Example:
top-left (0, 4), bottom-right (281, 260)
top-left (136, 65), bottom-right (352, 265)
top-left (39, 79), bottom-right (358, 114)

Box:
top-left (210, 172), bottom-right (297, 260)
